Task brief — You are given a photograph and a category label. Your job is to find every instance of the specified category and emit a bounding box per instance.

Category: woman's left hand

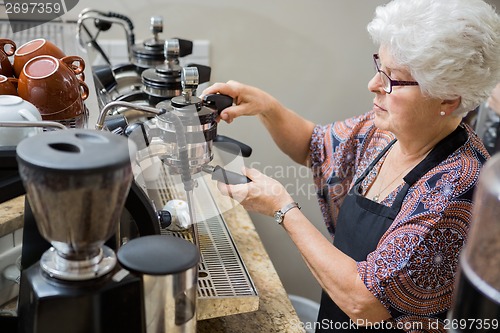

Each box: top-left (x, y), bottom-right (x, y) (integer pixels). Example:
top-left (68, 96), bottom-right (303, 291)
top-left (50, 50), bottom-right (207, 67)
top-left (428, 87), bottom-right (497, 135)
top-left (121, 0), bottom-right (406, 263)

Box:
top-left (216, 167), bottom-right (294, 217)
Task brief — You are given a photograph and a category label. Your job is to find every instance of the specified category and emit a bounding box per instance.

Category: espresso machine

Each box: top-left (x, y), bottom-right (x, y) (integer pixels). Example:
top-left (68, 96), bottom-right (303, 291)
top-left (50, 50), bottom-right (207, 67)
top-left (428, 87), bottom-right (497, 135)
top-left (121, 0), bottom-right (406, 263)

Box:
top-left (448, 153), bottom-right (500, 331)
top-left (16, 129), bottom-right (146, 333)
top-left (95, 67), bottom-right (251, 234)
top-left (77, 10), bottom-right (202, 108)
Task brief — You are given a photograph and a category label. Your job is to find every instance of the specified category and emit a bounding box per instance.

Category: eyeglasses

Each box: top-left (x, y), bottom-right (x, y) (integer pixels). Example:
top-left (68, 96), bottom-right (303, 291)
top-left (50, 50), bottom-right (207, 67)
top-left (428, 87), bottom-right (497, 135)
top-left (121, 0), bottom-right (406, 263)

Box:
top-left (373, 54), bottom-right (419, 94)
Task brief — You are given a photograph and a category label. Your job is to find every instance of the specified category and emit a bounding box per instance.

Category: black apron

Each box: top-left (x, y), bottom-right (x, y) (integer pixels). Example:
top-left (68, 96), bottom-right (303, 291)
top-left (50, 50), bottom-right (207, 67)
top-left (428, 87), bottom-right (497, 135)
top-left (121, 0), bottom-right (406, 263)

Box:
top-left (316, 125), bottom-right (468, 332)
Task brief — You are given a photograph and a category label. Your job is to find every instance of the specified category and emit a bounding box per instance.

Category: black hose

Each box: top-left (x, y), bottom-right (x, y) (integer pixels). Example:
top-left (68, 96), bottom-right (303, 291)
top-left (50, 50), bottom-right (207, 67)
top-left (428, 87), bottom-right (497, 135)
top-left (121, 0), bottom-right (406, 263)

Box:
top-left (106, 11), bottom-right (136, 46)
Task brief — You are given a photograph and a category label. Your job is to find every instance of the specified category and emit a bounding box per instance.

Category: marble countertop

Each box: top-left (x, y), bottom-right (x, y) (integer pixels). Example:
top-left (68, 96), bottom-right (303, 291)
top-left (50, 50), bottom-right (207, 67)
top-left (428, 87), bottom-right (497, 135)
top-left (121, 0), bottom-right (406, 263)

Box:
top-left (0, 191), bottom-right (304, 332)
top-left (0, 196), bottom-right (24, 237)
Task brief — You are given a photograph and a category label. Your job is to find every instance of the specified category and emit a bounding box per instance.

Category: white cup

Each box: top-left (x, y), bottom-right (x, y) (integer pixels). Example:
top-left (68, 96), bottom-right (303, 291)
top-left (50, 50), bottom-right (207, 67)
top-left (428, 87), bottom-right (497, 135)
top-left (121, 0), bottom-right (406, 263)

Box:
top-left (163, 199), bottom-right (192, 231)
top-left (0, 95), bottom-right (42, 146)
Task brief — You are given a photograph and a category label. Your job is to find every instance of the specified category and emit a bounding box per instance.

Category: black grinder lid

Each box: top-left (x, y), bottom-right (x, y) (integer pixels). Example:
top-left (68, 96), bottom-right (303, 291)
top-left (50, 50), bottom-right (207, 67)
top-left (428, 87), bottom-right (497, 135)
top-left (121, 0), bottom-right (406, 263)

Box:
top-left (117, 235), bottom-right (200, 275)
top-left (16, 129), bottom-right (136, 173)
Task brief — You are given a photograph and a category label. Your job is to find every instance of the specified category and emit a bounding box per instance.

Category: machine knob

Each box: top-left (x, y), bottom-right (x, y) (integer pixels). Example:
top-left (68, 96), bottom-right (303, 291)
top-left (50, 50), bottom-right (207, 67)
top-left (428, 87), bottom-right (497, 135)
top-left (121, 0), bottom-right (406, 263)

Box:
top-left (181, 67), bottom-right (199, 90)
top-left (165, 38), bottom-right (180, 60)
top-left (150, 16), bottom-right (163, 34)
top-left (157, 210), bottom-right (172, 229)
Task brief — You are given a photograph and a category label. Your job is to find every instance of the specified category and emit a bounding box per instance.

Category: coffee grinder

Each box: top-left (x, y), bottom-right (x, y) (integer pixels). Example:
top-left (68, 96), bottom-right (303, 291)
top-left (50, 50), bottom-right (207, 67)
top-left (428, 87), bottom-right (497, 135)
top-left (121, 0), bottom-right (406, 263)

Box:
top-left (16, 129), bottom-right (146, 333)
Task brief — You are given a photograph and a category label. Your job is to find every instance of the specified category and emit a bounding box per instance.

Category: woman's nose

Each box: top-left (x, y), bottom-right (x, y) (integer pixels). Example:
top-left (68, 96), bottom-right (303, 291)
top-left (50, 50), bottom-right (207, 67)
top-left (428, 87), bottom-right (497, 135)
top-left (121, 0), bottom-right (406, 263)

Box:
top-left (368, 73), bottom-right (384, 94)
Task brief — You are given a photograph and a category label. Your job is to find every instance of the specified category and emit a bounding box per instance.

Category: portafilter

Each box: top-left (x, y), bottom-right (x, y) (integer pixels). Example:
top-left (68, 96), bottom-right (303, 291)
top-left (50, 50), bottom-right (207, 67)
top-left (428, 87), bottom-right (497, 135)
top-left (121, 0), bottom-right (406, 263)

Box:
top-left (96, 67), bottom-right (252, 184)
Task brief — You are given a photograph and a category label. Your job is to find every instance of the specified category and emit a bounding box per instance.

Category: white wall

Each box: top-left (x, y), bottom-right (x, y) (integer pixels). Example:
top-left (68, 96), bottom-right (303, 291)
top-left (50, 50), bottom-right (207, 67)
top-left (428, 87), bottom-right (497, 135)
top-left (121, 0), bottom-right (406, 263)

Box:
top-left (61, 0), bottom-right (500, 303)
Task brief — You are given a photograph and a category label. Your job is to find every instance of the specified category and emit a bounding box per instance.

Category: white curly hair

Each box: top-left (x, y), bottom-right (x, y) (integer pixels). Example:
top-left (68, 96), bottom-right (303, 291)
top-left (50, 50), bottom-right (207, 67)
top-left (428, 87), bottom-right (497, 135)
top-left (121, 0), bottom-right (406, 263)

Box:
top-left (367, 0), bottom-right (500, 116)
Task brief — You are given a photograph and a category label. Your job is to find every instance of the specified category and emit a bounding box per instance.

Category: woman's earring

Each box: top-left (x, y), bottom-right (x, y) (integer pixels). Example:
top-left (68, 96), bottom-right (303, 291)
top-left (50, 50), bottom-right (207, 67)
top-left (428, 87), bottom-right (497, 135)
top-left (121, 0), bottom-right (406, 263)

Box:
top-left (440, 111), bottom-right (446, 116)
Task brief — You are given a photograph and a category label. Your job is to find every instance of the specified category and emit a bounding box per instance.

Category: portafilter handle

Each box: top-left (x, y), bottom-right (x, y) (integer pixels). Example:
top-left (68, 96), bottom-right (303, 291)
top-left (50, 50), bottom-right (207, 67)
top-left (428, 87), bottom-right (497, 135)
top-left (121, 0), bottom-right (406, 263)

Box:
top-left (203, 94), bottom-right (234, 116)
top-left (202, 164), bottom-right (251, 185)
top-left (213, 134), bottom-right (253, 158)
top-left (163, 38), bottom-right (194, 62)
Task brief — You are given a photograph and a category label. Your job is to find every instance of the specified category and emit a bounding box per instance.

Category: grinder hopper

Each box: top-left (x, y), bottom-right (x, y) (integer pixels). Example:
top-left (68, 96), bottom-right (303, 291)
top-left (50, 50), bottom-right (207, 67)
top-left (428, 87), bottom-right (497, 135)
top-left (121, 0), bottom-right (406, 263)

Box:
top-left (16, 129), bottom-right (136, 280)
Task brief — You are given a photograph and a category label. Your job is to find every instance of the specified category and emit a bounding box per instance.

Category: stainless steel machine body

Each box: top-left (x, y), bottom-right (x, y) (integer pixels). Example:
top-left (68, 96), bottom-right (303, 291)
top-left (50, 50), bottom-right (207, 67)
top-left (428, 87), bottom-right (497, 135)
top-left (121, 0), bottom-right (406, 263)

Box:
top-left (118, 235), bottom-right (199, 333)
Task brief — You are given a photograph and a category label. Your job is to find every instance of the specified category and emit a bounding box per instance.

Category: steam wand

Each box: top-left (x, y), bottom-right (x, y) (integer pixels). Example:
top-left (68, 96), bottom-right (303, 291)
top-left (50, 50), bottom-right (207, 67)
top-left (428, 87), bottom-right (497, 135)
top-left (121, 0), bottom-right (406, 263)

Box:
top-left (95, 101), bottom-right (166, 131)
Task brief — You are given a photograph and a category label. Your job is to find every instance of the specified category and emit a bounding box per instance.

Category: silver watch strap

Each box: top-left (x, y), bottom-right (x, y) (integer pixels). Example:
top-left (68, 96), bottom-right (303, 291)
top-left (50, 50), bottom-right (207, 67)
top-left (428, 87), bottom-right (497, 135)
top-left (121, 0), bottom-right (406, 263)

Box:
top-left (277, 202), bottom-right (301, 224)
top-left (281, 202), bottom-right (300, 214)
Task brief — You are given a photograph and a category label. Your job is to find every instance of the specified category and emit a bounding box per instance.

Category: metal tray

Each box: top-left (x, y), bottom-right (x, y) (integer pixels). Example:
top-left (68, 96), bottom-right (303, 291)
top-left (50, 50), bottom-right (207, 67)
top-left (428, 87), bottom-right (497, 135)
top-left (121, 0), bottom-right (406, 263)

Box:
top-left (145, 164), bottom-right (259, 320)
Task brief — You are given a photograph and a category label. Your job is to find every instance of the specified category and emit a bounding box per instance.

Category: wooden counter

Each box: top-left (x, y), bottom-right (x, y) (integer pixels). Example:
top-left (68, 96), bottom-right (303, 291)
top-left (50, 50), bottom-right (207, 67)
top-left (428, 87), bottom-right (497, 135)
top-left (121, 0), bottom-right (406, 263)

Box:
top-left (0, 192), bottom-right (304, 332)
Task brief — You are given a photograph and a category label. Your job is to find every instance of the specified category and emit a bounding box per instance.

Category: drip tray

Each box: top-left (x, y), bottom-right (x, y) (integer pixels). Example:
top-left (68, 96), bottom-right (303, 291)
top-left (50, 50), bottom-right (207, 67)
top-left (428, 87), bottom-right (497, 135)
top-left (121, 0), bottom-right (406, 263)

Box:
top-left (145, 165), bottom-right (259, 320)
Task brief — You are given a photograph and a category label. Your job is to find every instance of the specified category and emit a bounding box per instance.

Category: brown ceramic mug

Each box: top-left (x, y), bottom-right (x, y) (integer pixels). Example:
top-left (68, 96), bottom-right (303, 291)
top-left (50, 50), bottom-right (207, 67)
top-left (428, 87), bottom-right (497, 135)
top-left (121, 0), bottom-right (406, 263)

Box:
top-left (0, 75), bottom-right (18, 95)
top-left (13, 38), bottom-right (66, 77)
top-left (17, 55), bottom-right (89, 118)
top-left (0, 38), bottom-right (16, 77)
top-left (39, 95), bottom-right (87, 121)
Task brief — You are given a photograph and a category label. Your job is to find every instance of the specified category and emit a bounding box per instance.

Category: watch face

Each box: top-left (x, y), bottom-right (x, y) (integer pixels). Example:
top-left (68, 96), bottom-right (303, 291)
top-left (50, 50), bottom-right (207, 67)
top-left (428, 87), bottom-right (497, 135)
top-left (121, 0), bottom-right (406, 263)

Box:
top-left (274, 211), bottom-right (284, 224)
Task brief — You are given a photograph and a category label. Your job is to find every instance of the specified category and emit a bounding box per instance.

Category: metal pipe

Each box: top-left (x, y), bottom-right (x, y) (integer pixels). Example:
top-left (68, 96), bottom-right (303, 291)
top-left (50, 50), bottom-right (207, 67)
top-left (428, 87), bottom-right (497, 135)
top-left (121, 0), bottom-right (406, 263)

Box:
top-left (0, 121), bottom-right (67, 130)
top-left (76, 12), bottom-right (134, 62)
top-left (78, 8), bottom-right (109, 17)
top-left (95, 101), bottom-right (166, 130)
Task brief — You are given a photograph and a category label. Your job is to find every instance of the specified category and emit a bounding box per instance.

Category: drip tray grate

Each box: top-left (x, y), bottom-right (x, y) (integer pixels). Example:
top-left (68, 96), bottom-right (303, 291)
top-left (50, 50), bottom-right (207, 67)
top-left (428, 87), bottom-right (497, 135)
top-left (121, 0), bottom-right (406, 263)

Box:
top-left (145, 165), bottom-right (259, 320)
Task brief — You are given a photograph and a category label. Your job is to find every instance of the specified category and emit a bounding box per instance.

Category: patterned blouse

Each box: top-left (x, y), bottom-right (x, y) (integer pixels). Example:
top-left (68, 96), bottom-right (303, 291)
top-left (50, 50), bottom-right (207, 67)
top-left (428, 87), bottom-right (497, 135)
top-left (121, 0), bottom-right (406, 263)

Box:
top-left (309, 110), bottom-right (489, 332)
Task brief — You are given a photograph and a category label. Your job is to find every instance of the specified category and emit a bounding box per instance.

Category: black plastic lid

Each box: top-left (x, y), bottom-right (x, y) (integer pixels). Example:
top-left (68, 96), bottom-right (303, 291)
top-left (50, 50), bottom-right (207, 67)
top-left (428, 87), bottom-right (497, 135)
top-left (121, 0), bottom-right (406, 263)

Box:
top-left (117, 235), bottom-right (199, 275)
top-left (16, 129), bottom-right (135, 173)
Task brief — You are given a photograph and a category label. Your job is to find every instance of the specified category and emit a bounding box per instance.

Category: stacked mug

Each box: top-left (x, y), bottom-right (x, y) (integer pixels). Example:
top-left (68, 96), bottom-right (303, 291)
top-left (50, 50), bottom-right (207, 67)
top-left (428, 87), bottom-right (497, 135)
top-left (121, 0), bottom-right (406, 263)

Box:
top-left (0, 38), bottom-right (18, 96)
top-left (0, 38), bottom-right (16, 77)
top-left (15, 38), bottom-right (89, 128)
top-left (0, 38), bottom-right (41, 146)
top-left (0, 38), bottom-right (89, 129)
top-left (17, 55), bottom-right (89, 125)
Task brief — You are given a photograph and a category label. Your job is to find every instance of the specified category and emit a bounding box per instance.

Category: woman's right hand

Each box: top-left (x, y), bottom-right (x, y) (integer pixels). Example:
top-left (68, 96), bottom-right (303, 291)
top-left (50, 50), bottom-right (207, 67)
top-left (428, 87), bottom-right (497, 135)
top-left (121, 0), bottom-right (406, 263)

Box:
top-left (201, 80), bottom-right (281, 123)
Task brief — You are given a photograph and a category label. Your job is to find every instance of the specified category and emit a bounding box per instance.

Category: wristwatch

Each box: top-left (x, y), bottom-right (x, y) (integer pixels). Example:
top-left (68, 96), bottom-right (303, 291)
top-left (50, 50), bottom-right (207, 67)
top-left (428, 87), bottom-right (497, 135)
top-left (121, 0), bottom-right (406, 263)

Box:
top-left (274, 202), bottom-right (301, 224)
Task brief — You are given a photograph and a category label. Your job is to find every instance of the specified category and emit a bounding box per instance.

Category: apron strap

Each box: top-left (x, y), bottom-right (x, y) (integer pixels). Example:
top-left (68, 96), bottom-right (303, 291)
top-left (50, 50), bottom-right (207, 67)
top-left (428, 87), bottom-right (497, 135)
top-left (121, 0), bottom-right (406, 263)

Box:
top-left (353, 139), bottom-right (397, 186)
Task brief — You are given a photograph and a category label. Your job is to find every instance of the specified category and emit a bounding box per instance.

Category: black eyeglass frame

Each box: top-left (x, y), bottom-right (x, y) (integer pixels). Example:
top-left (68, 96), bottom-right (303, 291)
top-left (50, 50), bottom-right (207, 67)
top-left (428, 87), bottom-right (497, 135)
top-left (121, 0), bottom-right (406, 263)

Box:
top-left (373, 54), bottom-right (419, 94)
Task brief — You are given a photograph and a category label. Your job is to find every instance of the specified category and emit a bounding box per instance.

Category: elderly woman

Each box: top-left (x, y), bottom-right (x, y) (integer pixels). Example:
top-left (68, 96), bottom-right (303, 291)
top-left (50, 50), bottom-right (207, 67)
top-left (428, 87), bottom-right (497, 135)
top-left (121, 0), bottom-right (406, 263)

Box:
top-left (202, 0), bottom-right (500, 331)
